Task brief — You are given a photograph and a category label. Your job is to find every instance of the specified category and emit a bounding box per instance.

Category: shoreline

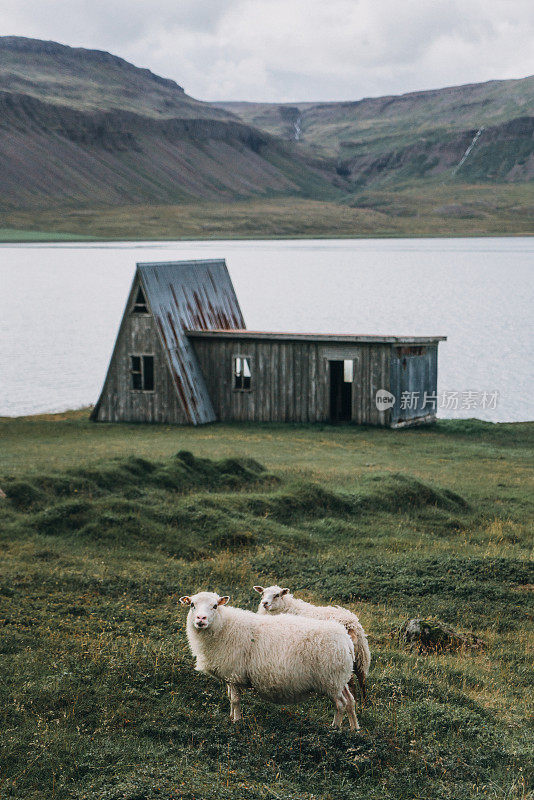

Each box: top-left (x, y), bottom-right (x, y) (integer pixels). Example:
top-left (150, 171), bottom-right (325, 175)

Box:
top-left (1, 230), bottom-right (533, 244)
top-left (1, 407), bottom-right (532, 425)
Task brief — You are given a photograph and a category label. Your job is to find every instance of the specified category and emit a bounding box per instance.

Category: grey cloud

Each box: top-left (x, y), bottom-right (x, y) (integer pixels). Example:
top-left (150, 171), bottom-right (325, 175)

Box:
top-left (0, 0), bottom-right (532, 101)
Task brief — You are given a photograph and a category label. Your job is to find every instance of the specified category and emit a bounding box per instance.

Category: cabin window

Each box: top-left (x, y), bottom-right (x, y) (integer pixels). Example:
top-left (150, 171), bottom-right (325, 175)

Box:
top-left (233, 355), bottom-right (252, 391)
top-left (132, 285), bottom-right (149, 314)
top-left (130, 355), bottom-right (154, 391)
top-left (343, 359), bottom-right (353, 383)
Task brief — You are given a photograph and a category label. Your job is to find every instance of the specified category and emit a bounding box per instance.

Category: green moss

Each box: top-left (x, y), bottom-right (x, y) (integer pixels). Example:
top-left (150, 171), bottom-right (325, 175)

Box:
top-left (358, 473), bottom-right (470, 513)
top-left (3, 451), bottom-right (275, 511)
top-left (4, 480), bottom-right (47, 509)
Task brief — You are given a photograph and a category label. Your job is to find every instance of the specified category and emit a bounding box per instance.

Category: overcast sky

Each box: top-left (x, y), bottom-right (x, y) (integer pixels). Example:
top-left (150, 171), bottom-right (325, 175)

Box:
top-left (2, 0), bottom-right (533, 102)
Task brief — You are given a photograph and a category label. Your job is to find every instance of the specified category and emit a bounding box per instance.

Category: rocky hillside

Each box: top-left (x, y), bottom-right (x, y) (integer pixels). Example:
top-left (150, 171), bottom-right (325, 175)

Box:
top-left (0, 36), bottom-right (233, 120)
top-left (340, 116), bottom-right (534, 185)
top-left (218, 77), bottom-right (534, 185)
top-left (0, 38), bottom-right (340, 210)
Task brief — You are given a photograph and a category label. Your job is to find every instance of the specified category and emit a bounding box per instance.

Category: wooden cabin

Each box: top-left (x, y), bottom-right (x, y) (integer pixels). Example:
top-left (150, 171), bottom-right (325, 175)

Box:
top-left (91, 259), bottom-right (446, 427)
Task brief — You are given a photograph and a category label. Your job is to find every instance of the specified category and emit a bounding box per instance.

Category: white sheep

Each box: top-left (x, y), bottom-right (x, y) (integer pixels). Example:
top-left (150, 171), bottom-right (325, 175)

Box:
top-left (179, 591), bottom-right (359, 730)
top-left (254, 585), bottom-right (371, 703)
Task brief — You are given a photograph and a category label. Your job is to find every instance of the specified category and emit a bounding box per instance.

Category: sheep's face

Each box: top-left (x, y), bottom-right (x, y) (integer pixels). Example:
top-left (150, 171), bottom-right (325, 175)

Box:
top-left (253, 584), bottom-right (289, 613)
top-left (180, 591), bottom-right (229, 630)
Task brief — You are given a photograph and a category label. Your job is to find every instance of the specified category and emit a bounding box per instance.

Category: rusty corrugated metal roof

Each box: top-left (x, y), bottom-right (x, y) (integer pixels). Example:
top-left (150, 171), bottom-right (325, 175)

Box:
top-left (138, 259), bottom-right (245, 425)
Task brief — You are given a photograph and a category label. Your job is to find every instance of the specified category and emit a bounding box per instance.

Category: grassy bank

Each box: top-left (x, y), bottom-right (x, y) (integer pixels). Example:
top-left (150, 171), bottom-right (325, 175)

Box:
top-left (0, 228), bottom-right (96, 242)
top-left (0, 413), bottom-right (532, 799)
top-left (1, 182), bottom-right (532, 241)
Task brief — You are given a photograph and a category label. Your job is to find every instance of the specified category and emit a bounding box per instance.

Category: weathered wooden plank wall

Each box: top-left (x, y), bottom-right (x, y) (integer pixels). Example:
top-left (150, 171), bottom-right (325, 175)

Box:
top-left (390, 345), bottom-right (439, 425)
top-left (95, 315), bottom-right (438, 427)
top-left (93, 276), bottom-right (188, 424)
top-left (193, 339), bottom-right (392, 425)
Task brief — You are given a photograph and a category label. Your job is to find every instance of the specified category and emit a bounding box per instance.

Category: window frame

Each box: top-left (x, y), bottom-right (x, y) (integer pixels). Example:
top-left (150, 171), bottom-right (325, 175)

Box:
top-left (232, 354), bottom-right (253, 392)
top-left (131, 285), bottom-right (150, 315)
top-left (129, 353), bottom-right (155, 392)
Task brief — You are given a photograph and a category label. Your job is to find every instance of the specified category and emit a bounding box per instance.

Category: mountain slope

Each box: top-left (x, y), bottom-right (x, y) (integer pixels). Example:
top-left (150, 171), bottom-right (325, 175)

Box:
top-left (217, 77), bottom-right (534, 185)
top-left (0, 37), bottom-right (341, 210)
top-left (0, 36), bottom-right (233, 120)
top-left (0, 92), bottom-right (340, 209)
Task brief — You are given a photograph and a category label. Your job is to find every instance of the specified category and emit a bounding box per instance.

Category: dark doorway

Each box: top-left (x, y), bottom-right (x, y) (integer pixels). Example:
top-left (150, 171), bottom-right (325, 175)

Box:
top-left (330, 360), bottom-right (352, 422)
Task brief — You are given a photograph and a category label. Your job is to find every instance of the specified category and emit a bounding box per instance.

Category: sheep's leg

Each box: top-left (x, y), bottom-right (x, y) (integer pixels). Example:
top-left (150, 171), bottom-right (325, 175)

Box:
top-left (226, 683), bottom-right (233, 719)
top-left (342, 685), bottom-right (360, 731)
top-left (352, 661), bottom-right (367, 706)
top-left (358, 673), bottom-right (367, 705)
top-left (332, 694), bottom-right (347, 729)
top-left (226, 683), bottom-right (235, 721)
top-left (228, 684), bottom-right (242, 723)
top-left (348, 631), bottom-right (368, 706)
top-left (349, 671), bottom-right (367, 706)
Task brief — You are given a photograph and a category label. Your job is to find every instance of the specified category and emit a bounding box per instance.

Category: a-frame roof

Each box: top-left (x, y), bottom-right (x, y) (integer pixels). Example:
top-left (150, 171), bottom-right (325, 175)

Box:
top-left (93, 259), bottom-right (245, 425)
top-left (138, 259), bottom-right (245, 425)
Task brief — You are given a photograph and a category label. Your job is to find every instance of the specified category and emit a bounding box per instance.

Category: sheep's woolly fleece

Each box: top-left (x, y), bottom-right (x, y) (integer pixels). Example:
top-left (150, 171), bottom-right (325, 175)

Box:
top-left (182, 592), bottom-right (355, 705)
top-left (255, 585), bottom-right (371, 682)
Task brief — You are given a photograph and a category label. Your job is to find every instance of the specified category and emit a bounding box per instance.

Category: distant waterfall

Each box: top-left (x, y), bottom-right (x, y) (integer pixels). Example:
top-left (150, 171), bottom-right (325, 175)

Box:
top-left (454, 127), bottom-right (485, 174)
top-left (294, 115), bottom-right (302, 141)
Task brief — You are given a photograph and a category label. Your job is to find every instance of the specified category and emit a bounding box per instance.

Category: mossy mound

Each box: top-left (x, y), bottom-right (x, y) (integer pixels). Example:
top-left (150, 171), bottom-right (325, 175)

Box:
top-left (24, 493), bottom-right (261, 557)
top-left (359, 473), bottom-right (469, 513)
top-left (4, 451), bottom-right (275, 510)
top-left (243, 474), bottom-right (469, 527)
top-left (246, 482), bottom-right (356, 523)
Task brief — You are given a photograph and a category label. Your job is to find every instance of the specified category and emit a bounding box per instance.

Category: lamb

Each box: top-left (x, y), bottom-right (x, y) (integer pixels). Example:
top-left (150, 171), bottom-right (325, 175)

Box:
top-left (254, 585), bottom-right (371, 703)
top-left (179, 591), bottom-right (359, 730)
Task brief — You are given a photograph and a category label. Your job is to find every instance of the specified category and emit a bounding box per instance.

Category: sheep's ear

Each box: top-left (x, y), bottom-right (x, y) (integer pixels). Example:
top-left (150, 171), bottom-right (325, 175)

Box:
top-left (218, 596), bottom-right (230, 606)
top-left (281, 588), bottom-right (290, 596)
top-left (179, 596), bottom-right (192, 605)
top-left (253, 585), bottom-right (264, 594)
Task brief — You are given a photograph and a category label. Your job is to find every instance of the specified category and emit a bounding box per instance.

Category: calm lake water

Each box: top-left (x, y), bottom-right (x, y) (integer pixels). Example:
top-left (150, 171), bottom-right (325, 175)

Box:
top-left (1, 238), bottom-right (532, 422)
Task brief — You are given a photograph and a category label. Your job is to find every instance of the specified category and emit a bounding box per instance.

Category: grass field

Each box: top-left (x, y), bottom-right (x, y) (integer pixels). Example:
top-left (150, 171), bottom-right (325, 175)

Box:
top-left (0, 229), bottom-right (95, 242)
top-left (0, 411), bottom-right (533, 800)
top-left (1, 181), bottom-right (532, 241)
